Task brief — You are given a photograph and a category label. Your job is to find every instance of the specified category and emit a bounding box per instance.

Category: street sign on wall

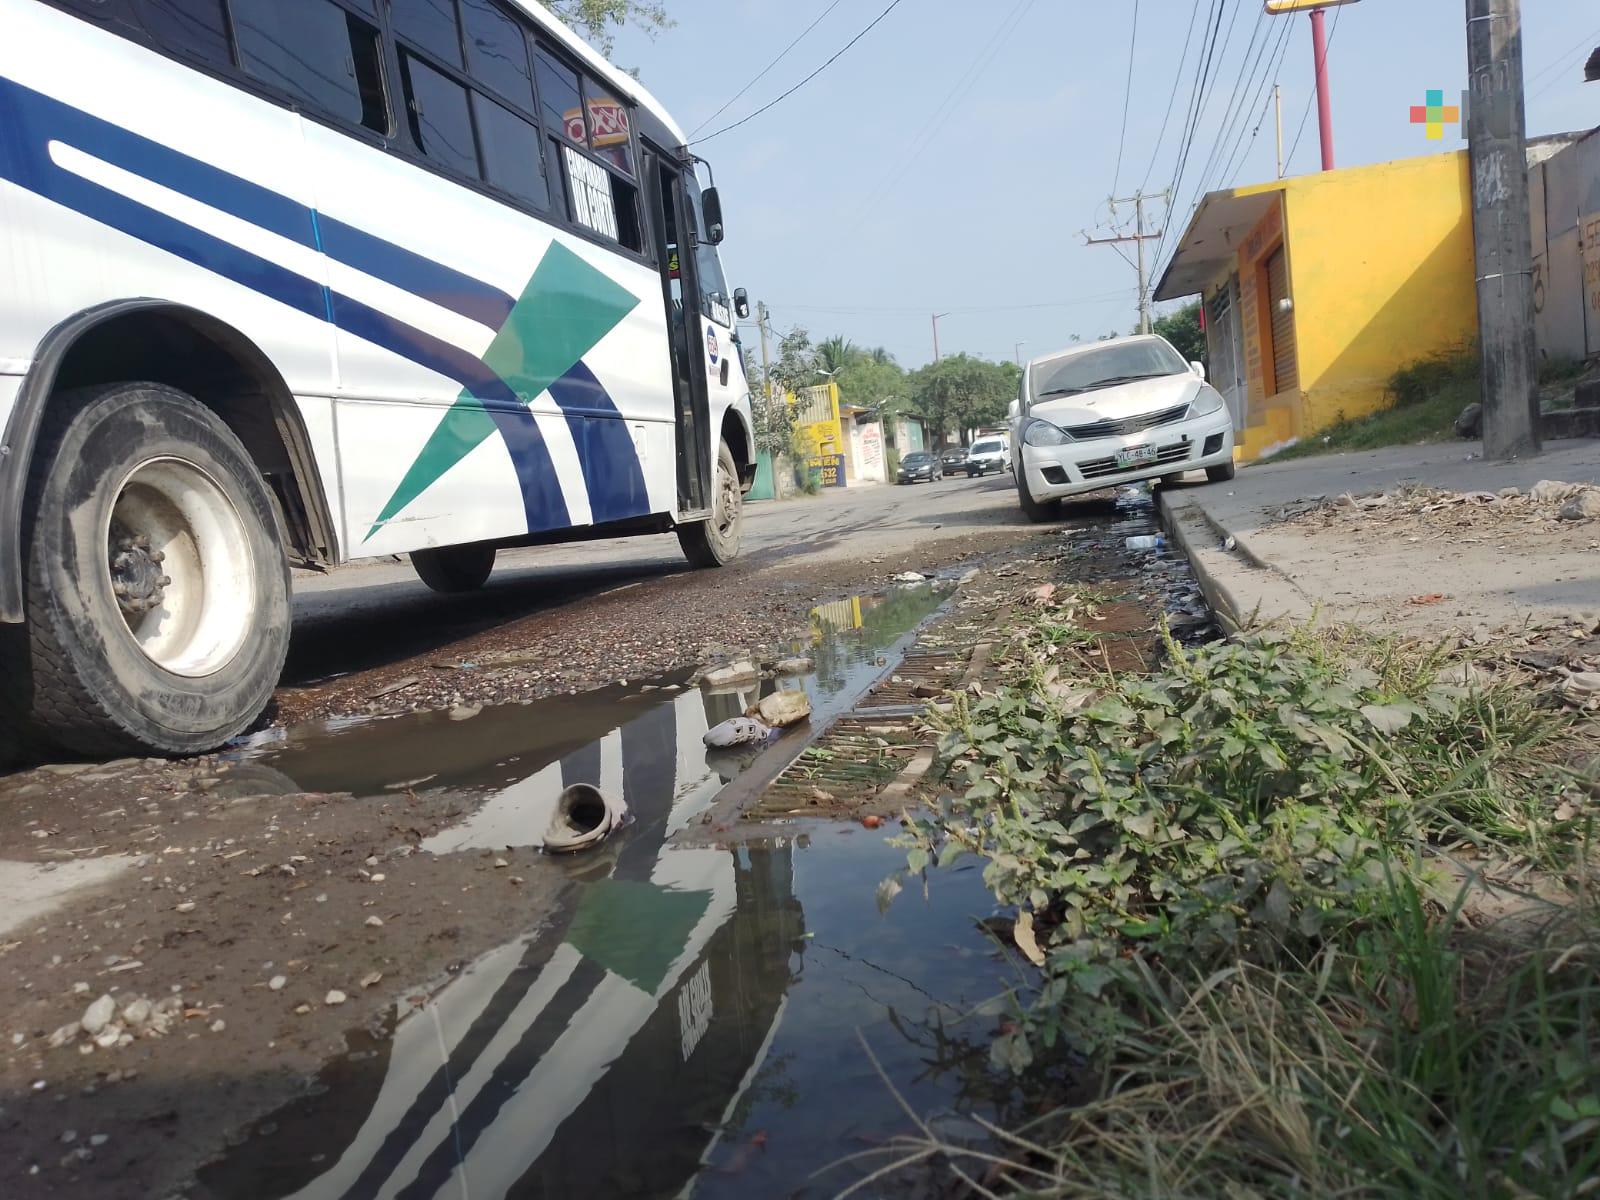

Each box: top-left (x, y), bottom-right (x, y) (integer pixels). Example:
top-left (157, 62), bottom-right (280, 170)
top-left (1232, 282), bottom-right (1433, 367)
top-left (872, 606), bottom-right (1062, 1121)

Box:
top-left (1264, 0), bottom-right (1358, 12)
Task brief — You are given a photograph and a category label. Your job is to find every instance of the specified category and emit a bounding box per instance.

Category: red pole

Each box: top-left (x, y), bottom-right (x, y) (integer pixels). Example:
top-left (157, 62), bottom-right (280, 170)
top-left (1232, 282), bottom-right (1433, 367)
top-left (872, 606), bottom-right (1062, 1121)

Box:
top-left (1310, 7), bottom-right (1335, 170)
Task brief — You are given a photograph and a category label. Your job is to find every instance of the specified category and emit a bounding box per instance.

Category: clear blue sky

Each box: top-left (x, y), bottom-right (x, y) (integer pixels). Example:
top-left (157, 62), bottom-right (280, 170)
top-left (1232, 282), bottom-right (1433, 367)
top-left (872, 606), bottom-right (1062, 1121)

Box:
top-left (611, 0), bottom-right (1597, 369)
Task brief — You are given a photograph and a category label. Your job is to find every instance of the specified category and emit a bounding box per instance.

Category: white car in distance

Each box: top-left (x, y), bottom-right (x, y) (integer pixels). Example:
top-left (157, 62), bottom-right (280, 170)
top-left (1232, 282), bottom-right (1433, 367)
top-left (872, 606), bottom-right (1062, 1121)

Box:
top-left (1011, 335), bottom-right (1236, 522)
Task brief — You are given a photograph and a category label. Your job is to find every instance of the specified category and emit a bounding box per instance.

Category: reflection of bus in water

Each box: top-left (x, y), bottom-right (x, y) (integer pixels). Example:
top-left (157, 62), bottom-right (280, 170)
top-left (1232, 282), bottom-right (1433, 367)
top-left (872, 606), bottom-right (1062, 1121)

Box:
top-left (203, 685), bottom-right (806, 1199)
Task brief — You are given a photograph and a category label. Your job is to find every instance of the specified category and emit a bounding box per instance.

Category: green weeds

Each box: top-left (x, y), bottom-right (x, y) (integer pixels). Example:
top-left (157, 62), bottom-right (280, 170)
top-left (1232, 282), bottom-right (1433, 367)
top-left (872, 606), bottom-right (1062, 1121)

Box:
top-left (887, 607), bottom-right (1598, 1197)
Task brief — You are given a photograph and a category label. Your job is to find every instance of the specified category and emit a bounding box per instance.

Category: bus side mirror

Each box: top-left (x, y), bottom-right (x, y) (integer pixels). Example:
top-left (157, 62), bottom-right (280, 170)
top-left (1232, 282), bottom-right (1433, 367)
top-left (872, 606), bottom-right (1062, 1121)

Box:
top-left (734, 288), bottom-right (750, 320)
top-left (702, 187), bottom-right (725, 244)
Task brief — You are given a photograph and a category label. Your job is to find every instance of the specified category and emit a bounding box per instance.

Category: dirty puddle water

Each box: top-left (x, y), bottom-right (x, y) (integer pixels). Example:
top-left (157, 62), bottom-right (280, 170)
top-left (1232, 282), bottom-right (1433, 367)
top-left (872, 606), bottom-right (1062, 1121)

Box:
top-left (193, 580), bottom-right (1045, 1198)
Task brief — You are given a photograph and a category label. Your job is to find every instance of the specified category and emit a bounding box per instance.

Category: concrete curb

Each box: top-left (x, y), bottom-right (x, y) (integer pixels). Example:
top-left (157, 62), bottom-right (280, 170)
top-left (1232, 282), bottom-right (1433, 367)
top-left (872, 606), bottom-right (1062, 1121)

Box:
top-left (1156, 490), bottom-right (1313, 634)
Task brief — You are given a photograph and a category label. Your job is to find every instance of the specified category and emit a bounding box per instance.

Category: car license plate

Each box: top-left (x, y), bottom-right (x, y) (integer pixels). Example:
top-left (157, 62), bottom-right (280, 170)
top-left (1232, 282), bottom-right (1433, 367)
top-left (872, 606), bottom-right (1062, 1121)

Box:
top-left (1117, 445), bottom-right (1158, 468)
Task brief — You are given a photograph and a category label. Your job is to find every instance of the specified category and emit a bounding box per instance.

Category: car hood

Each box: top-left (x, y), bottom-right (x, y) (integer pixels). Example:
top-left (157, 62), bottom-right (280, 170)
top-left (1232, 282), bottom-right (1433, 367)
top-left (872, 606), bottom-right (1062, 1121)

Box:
top-left (1030, 374), bottom-right (1203, 427)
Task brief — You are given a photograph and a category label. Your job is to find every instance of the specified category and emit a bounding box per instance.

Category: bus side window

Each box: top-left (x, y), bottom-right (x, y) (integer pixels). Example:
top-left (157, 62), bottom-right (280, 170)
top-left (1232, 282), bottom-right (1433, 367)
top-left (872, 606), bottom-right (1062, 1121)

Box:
top-left (233, 0), bottom-right (389, 134)
top-left (62, 0), bottom-right (232, 69)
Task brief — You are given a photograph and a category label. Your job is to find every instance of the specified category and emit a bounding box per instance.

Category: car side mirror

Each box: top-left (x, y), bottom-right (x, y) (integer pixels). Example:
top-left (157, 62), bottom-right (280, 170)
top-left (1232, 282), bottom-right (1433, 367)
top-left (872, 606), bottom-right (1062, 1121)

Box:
top-left (733, 287), bottom-right (750, 320)
top-left (1007, 399), bottom-right (1021, 422)
top-left (702, 186), bottom-right (725, 245)
top-left (1190, 360), bottom-right (1206, 380)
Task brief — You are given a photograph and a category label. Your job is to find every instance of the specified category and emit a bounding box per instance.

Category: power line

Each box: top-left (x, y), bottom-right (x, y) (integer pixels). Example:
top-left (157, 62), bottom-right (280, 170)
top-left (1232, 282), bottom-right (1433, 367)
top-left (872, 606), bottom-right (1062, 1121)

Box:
top-left (770, 290), bottom-right (1139, 317)
top-left (1219, 18), bottom-right (1295, 186)
top-left (1188, 6), bottom-right (1271, 201)
top-left (1528, 21), bottom-right (1600, 102)
top-left (688, 0), bottom-right (846, 137)
top-left (1138, 0), bottom-right (1205, 193)
top-left (848, 0), bottom-right (1037, 230)
top-left (1151, 0), bottom-right (1233, 269)
top-left (1284, 5), bottom-right (1344, 172)
top-left (689, 0), bottom-right (909, 145)
top-left (1110, 0), bottom-right (1142, 196)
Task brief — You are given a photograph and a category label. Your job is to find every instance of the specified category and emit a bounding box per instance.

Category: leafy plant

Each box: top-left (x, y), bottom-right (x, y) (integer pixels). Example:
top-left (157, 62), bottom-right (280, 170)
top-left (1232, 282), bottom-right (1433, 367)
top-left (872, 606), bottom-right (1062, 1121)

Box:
top-left (901, 617), bottom-right (1583, 1061)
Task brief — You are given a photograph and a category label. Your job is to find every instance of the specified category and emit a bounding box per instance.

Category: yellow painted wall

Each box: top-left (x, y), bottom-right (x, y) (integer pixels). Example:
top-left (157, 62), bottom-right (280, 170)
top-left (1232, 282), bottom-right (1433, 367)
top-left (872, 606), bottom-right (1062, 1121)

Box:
top-left (1285, 151), bottom-right (1477, 434)
top-left (1221, 152), bottom-right (1478, 461)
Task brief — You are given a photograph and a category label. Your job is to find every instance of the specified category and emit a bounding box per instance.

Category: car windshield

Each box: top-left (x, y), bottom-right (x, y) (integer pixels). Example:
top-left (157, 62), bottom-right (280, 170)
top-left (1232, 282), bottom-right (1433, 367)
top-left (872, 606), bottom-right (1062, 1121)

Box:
top-left (970, 440), bottom-right (1003, 454)
top-left (1030, 340), bottom-right (1189, 400)
top-left (903, 453), bottom-right (932, 464)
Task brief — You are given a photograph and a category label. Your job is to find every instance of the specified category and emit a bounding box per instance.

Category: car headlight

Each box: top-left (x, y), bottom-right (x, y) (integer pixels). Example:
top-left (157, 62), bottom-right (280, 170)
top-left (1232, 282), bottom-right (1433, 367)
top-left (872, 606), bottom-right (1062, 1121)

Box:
top-left (1022, 419), bottom-right (1071, 447)
top-left (1189, 387), bottom-right (1225, 418)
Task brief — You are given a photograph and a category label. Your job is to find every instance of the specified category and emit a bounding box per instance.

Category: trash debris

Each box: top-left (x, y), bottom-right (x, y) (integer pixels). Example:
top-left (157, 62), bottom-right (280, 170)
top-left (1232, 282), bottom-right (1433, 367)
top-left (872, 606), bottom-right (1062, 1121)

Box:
top-left (543, 783), bottom-right (629, 854)
top-left (1125, 535), bottom-right (1166, 551)
top-left (747, 689), bottom-right (812, 729)
top-left (892, 571), bottom-right (929, 583)
top-left (703, 717), bottom-right (774, 748)
top-left (771, 656), bottom-right (814, 676)
top-left (447, 703), bottom-right (483, 721)
top-left (1013, 911), bottom-right (1046, 967)
top-left (1408, 594), bottom-right (1447, 606)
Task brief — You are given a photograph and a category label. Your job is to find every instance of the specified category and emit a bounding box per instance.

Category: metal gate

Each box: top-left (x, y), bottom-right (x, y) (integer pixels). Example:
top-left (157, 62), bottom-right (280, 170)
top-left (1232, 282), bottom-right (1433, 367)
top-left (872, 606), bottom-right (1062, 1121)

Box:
top-left (1266, 246), bottom-right (1298, 395)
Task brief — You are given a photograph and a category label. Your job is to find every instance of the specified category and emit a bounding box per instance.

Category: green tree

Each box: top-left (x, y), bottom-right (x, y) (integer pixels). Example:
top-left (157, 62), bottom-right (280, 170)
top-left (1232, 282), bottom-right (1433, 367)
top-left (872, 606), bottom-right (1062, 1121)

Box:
top-left (539, 1), bottom-right (670, 51)
top-left (815, 336), bottom-right (863, 377)
top-left (750, 326), bottom-right (814, 458)
top-left (908, 354), bottom-right (1019, 445)
top-left (1152, 301), bottom-right (1207, 366)
top-left (836, 354), bottom-right (906, 417)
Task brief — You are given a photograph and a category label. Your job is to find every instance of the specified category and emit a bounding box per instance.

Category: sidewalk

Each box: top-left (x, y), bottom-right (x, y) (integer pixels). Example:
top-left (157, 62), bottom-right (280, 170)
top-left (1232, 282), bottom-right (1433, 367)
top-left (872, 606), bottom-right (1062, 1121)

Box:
top-left (1157, 439), bottom-right (1600, 634)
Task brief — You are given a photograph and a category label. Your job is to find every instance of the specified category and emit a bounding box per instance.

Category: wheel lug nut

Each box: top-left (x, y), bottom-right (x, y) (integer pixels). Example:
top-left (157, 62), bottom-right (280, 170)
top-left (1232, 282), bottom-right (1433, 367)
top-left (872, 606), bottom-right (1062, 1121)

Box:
top-left (158, 576), bottom-right (172, 587)
top-left (149, 550), bottom-right (165, 564)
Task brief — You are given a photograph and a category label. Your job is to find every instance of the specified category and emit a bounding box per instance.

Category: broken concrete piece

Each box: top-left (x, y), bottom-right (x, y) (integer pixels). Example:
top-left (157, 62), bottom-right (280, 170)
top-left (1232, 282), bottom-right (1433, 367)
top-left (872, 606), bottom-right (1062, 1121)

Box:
top-left (700, 660), bottom-right (760, 688)
top-left (748, 689), bottom-right (812, 728)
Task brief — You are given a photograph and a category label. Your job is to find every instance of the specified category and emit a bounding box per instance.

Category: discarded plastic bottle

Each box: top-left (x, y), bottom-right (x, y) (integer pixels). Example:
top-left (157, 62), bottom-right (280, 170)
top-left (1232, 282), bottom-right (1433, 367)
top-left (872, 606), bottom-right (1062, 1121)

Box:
top-left (1125, 534), bottom-right (1166, 551)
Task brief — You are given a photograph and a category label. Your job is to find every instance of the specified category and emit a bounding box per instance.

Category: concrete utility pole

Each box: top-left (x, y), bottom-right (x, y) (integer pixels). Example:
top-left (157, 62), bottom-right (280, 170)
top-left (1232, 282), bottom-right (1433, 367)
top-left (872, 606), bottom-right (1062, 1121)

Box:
top-left (1466, 0), bottom-right (1541, 459)
top-left (1274, 84), bottom-right (1285, 177)
top-left (1084, 191), bottom-right (1167, 333)
top-left (1013, 341), bottom-right (1026, 369)
top-left (756, 301), bottom-right (773, 404)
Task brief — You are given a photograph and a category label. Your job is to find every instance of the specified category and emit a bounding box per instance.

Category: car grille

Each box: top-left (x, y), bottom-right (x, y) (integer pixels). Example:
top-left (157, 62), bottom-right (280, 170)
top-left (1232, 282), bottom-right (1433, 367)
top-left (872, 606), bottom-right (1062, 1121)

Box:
top-left (1063, 401), bottom-right (1190, 442)
top-left (1078, 440), bottom-right (1191, 480)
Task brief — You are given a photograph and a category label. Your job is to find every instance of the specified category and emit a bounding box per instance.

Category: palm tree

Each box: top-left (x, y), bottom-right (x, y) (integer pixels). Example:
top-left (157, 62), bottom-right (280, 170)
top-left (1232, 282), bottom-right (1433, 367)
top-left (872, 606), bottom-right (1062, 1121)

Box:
top-left (815, 336), bottom-right (863, 377)
top-left (868, 346), bottom-right (895, 366)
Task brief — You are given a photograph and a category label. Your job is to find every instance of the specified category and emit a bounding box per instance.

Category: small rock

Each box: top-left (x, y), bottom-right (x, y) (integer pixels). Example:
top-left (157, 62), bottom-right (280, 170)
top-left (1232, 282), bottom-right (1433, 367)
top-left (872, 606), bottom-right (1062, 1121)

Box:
top-left (80, 996), bottom-right (116, 1037)
top-left (324, 991), bottom-right (347, 1007)
top-left (294, 1004), bottom-right (311, 1016)
top-left (71, 982), bottom-right (89, 996)
top-left (46, 1023), bottom-right (80, 1049)
top-left (120, 999), bottom-right (151, 1029)
top-left (268, 975), bottom-right (287, 992)
top-left (892, 570), bottom-right (928, 583)
top-left (209, 1020), bottom-right (226, 1034)
top-left (1455, 402), bottom-right (1483, 439)
top-left (370, 874), bottom-right (386, 883)
top-left (364, 916), bottom-right (384, 928)
top-left (92, 1028), bottom-right (121, 1050)
top-left (359, 971), bottom-right (383, 989)
top-left (493, 858), bottom-right (509, 869)
top-left (748, 688), bottom-right (811, 729)
top-left (60, 1130), bottom-right (77, 1145)
top-left (1557, 491), bottom-right (1600, 522)
top-left (174, 902), bottom-right (196, 914)
top-left (89, 1135), bottom-right (108, 1148)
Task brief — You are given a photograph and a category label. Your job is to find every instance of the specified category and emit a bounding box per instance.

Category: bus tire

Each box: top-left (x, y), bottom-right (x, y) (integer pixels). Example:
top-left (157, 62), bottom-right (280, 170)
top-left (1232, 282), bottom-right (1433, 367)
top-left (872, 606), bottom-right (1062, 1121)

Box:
top-left (411, 544), bottom-right (496, 593)
top-left (677, 441), bottom-right (743, 568)
top-left (22, 382), bottom-right (290, 757)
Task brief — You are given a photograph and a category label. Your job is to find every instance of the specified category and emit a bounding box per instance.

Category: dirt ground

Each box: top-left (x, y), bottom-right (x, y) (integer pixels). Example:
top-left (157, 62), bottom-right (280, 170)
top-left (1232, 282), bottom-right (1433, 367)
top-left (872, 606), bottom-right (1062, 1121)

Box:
top-left (0, 479), bottom-right (1210, 1197)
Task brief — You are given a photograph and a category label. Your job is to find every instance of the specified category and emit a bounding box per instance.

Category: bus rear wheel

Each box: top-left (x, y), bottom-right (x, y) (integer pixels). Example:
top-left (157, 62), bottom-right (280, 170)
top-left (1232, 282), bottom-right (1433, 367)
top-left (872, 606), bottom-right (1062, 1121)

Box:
top-left (22, 382), bottom-right (290, 757)
top-left (411, 544), bottom-right (496, 593)
top-left (678, 441), bottom-right (743, 568)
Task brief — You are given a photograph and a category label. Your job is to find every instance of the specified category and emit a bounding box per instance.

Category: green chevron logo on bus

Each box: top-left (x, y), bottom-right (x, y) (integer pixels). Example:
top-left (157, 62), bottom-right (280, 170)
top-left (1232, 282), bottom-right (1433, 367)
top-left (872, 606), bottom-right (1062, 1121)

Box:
top-left (366, 241), bottom-right (640, 541)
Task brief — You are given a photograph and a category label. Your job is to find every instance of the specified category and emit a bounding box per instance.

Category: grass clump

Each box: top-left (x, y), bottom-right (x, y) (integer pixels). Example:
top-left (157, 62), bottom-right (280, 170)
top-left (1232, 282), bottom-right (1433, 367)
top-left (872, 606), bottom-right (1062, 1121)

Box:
top-left (891, 611), bottom-right (1598, 1196)
top-left (1270, 345), bottom-right (1480, 462)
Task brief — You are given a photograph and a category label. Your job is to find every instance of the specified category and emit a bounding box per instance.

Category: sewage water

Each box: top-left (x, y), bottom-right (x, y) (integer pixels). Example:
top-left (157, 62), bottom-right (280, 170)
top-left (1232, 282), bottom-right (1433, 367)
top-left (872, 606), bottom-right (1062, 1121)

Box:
top-left (200, 583), bottom-right (1040, 1199)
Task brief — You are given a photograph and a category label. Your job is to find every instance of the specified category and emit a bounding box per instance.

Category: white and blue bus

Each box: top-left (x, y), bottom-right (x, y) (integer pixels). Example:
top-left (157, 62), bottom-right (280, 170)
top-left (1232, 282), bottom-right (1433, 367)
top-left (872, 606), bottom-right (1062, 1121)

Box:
top-left (0, 0), bottom-right (756, 757)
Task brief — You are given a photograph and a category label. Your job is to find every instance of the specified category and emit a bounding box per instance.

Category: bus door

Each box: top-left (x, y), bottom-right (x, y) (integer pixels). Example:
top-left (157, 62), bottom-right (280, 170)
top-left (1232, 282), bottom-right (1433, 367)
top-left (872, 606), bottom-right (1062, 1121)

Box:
top-left (644, 148), bottom-right (712, 516)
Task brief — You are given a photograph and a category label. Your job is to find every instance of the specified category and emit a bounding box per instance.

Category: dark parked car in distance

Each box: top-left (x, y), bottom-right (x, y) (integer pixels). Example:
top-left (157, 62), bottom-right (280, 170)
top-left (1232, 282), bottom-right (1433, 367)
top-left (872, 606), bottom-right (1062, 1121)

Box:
top-left (940, 446), bottom-right (969, 473)
top-left (896, 451), bottom-right (942, 484)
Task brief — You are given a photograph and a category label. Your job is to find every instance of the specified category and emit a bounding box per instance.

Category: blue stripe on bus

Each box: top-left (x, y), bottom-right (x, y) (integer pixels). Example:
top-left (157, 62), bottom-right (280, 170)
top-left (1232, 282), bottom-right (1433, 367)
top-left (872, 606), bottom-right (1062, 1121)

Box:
top-left (0, 72), bottom-right (657, 537)
top-left (318, 215), bottom-right (517, 332)
top-left (548, 362), bottom-right (652, 524)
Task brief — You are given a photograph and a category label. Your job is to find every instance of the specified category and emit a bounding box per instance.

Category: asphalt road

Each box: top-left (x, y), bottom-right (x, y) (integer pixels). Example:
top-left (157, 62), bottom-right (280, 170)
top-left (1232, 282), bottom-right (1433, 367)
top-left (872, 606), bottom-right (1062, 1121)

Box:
top-left (283, 471), bottom-right (1055, 685)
